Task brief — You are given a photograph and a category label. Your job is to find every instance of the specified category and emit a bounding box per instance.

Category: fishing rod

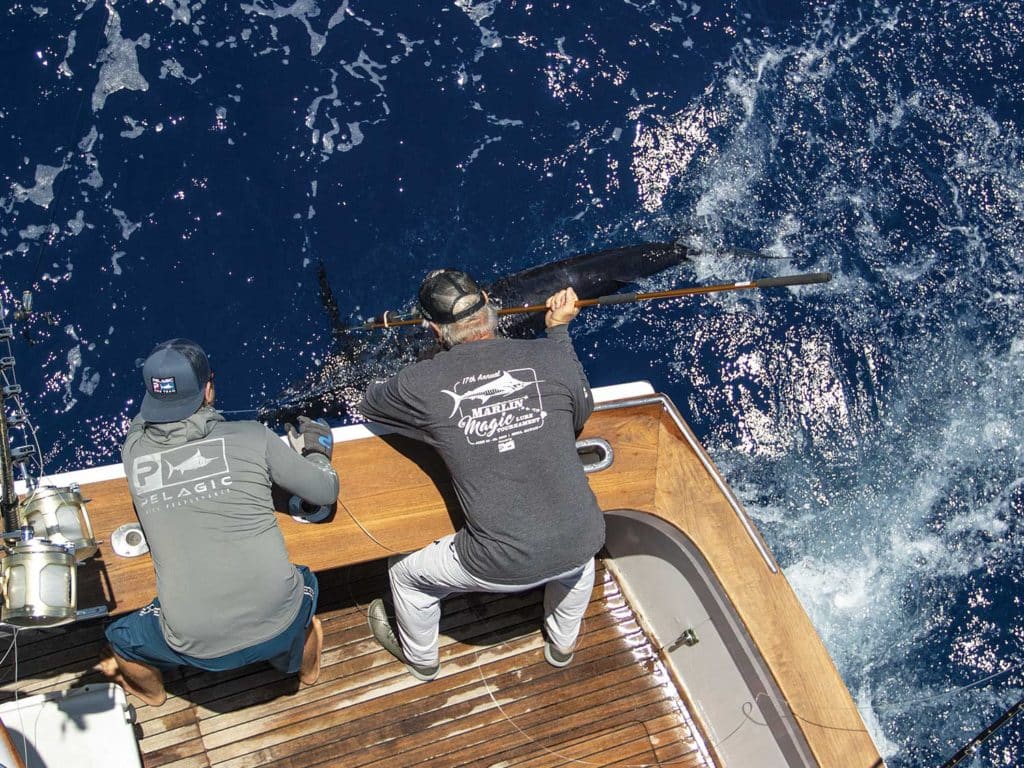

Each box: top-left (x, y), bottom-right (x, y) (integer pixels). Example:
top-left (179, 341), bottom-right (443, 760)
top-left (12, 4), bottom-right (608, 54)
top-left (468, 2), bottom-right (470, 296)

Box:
top-left (938, 694), bottom-right (1024, 768)
top-left (343, 271), bottom-right (832, 332)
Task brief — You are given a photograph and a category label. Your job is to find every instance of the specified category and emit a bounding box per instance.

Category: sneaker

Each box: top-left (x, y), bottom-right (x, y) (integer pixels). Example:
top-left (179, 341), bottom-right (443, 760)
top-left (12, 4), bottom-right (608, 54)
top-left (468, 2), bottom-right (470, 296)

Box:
top-left (544, 641), bottom-right (575, 668)
top-left (367, 599), bottom-right (440, 682)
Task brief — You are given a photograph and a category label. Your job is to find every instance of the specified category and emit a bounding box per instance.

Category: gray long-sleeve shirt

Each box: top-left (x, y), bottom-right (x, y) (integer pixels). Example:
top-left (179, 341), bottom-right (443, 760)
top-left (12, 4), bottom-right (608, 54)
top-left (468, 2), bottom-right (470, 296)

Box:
top-left (359, 324), bottom-right (605, 585)
top-left (122, 408), bottom-right (339, 658)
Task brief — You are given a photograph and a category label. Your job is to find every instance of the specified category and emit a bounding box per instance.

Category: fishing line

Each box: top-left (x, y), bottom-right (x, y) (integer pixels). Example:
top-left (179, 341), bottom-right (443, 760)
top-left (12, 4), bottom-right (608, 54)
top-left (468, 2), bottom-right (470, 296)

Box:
top-left (458, 564), bottom-right (726, 767)
top-left (862, 660), bottom-right (1024, 713)
top-left (0, 626), bottom-right (31, 767)
top-left (337, 496), bottom-right (401, 556)
top-left (0, 627), bottom-right (19, 669)
top-left (15, 628), bottom-right (29, 768)
top-left (24, 5), bottom-right (109, 286)
top-left (731, 661), bottom-right (1024, 756)
top-left (347, 519), bottom-right (756, 764)
top-left (641, 605), bottom-right (1018, 735)
top-left (467, 604), bottom-right (748, 766)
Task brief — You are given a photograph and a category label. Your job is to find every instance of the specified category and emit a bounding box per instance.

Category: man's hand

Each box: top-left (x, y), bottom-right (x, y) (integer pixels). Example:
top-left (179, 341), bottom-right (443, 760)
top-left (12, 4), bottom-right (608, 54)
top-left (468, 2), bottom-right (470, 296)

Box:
top-left (286, 416), bottom-right (334, 460)
top-left (545, 287), bottom-right (580, 328)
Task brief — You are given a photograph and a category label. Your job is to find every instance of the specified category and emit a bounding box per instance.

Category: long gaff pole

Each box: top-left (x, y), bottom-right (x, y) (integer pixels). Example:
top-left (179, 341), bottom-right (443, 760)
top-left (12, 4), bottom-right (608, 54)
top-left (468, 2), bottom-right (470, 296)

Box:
top-left (346, 272), bottom-right (832, 332)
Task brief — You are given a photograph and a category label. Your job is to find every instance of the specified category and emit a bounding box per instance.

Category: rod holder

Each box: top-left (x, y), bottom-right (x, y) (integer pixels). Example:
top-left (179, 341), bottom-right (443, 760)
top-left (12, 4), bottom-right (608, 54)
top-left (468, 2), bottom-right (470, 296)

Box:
top-left (6, 412), bottom-right (27, 428)
top-left (11, 445), bottom-right (36, 462)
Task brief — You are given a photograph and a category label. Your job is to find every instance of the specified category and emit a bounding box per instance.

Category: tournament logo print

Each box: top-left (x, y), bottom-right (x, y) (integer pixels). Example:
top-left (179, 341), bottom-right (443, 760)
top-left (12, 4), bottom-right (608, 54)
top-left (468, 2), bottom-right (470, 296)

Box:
top-left (442, 369), bottom-right (546, 449)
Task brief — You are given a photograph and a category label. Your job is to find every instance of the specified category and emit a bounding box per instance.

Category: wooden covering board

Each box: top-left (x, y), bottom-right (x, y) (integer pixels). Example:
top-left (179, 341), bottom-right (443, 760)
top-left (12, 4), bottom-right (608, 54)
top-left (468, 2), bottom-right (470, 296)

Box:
top-left (45, 396), bottom-right (880, 767)
top-left (71, 431), bottom-right (464, 615)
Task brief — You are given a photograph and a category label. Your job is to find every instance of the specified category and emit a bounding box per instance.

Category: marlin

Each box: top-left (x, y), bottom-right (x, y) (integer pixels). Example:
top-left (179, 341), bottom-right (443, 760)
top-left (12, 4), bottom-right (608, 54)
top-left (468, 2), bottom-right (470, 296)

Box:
top-left (166, 449), bottom-right (217, 478)
top-left (261, 241), bottom-right (694, 425)
top-left (441, 371), bottom-right (538, 418)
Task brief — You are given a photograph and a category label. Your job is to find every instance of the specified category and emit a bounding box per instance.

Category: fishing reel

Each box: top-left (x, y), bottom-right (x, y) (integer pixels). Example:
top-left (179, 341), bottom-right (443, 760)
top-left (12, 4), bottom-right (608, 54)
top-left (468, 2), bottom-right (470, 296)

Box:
top-left (0, 485), bottom-right (98, 628)
top-left (288, 495), bottom-right (332, 524)
top-left (19, 484), bottom-right (98, 562)
top-left (0, 524), bottom-right (78, 628)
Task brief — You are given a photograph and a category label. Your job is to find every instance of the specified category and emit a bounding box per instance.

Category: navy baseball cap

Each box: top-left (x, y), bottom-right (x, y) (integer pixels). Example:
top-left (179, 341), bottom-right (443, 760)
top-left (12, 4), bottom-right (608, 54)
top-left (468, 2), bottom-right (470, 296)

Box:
top-left (417, 269), bottom-right (486, 324)
top-left (140, 339), bottom-right (212, 423)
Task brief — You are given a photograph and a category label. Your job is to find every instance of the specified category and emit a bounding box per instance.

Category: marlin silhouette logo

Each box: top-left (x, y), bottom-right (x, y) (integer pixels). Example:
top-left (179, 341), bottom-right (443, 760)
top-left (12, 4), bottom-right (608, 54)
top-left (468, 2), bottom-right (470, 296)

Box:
top-left (166, 449), bottom-right (218, 478)
top-left (442, 371), bottom-right (538, 418)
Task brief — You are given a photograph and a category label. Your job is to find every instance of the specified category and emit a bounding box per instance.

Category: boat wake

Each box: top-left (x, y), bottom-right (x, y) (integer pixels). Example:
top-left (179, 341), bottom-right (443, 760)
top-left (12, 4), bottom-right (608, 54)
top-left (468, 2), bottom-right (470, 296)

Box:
top-left (610, 3), bottom-right (1024, 764)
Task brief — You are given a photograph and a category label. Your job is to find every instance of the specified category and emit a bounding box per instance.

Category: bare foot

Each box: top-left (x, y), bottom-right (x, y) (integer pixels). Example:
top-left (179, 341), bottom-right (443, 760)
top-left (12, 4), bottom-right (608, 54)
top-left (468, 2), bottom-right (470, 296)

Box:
top-left (299, 616), bottom-right (323, 686)
top-left (94, 648), bottom-right (168, 707)
top-left (92, 653), bottom-right (119, 678)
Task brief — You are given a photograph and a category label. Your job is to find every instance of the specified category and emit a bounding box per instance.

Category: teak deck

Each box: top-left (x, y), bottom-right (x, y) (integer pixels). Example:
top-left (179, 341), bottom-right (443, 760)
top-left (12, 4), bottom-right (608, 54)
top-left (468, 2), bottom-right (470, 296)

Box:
top-left (2, 561), bottom-right (712, 767)
top-left (0, 395), bottom-right (883, 766)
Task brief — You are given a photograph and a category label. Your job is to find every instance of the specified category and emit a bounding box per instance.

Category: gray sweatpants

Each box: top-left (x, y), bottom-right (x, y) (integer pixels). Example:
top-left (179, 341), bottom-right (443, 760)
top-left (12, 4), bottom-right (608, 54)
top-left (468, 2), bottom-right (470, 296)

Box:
top-left (388, 534), bottom-right (595, 667)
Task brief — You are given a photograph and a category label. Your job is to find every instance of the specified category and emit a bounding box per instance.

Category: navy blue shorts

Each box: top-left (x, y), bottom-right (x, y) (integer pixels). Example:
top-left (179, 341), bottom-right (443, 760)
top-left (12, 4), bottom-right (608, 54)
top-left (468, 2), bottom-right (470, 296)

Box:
top-left (105, 565), bottom-right (318, 675)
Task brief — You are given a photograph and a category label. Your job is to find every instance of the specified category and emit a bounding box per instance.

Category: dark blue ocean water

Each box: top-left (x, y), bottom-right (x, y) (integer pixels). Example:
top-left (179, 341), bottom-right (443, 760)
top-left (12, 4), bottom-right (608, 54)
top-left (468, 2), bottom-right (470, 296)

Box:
top-left (2, 1), bottom-right (1022, 764)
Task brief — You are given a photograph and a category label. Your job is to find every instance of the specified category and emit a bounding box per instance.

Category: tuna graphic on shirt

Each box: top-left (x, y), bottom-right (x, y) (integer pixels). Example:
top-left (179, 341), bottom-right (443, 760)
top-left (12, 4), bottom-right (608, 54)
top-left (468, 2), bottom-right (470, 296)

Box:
top-left (441, 370), bottom-right (538, 418)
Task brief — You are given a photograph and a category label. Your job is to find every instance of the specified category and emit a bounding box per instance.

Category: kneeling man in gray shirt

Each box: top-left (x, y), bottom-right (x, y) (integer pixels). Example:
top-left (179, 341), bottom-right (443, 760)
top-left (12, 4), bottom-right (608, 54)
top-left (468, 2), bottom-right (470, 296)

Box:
top-left (98, 339), bottom-right (339, 706)
top-left (360, 270), bottom-right (605, 681)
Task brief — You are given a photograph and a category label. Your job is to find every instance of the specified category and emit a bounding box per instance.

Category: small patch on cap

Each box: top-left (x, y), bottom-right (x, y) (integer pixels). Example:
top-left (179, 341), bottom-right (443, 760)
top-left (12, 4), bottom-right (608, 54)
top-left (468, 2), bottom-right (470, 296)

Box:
top-left (151, 376), bottom-right (177, 394)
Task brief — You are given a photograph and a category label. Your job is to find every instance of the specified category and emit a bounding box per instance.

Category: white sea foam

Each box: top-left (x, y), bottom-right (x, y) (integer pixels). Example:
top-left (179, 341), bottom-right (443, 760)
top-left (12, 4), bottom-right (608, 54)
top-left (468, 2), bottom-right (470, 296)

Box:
top-left (79, 367), bottom-right (100, 396)
top-left (625, 5), bottom-right (1024, 761)
top-left (306, 69), bottom-right (340, 131)
top-left (112, 208), bottom-right (140, 240)
top-left (486, 115), bottom-right (523, 127)
top-left (58, 29), bottom-right (77, 77)
top-left (79, 126), bottom-right (99, 153)
top-left (460, 136), bottom-right (502, 169)
top-left (18, 224), bottom-right (58, 241)
top-left (160, 0), bottom-right (191, 25)
top-left (335, 122), bottom-right (364, 153)
top-left (160, 57), bottom-right (200, 83)
top-left (67, 210), bottom-right (87, 236)
top-left (62, 345), bottom-right (82, 412)
top-left (120, 116), bottom-right (145, 139)
top-left (855, 689), bottom-right (900, 760)
top-left (787, 555), bottom-right (879, 627)
top-left (92, 2), bottom-right (150, 112)
top-left (455, 0), bottom-right (502, 58)
top-left (241, 0), bottom-right (328, 56)
top-left (343, 51), bottom-right (387, 92)
top-left (328, 2), bottom-right (350, 30)
top-left (12, 163), bottom-right (65, 209)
